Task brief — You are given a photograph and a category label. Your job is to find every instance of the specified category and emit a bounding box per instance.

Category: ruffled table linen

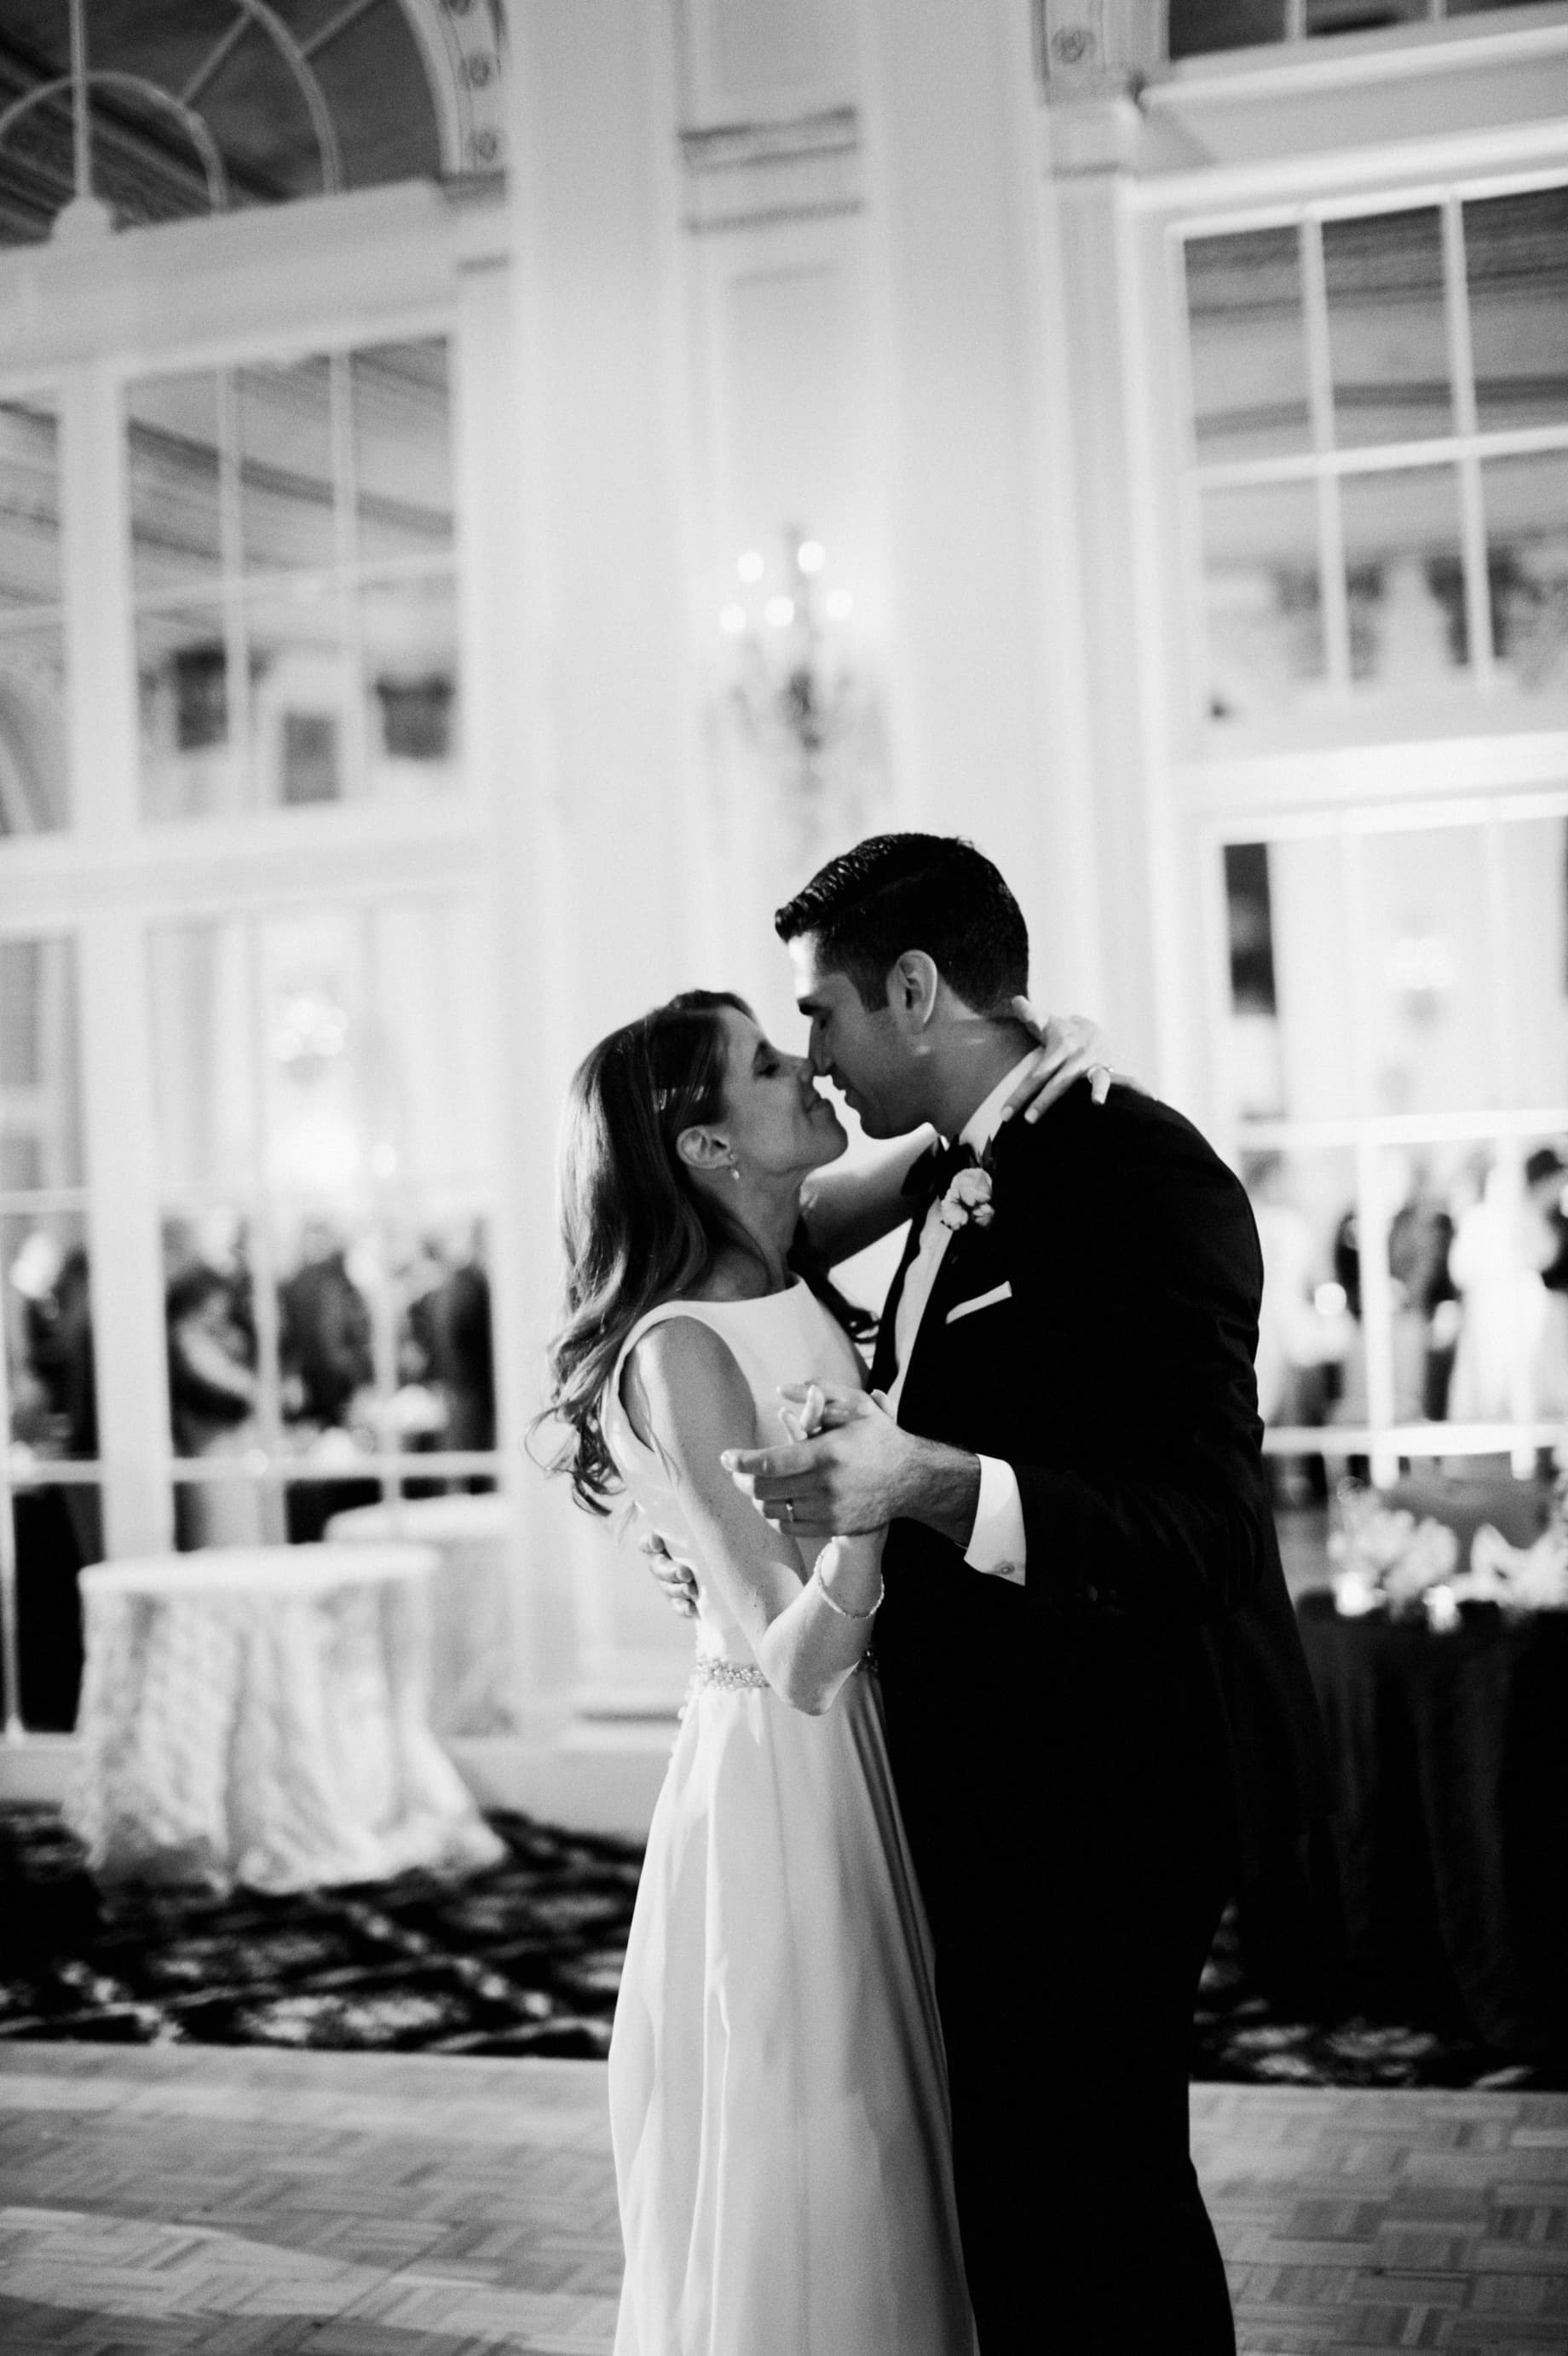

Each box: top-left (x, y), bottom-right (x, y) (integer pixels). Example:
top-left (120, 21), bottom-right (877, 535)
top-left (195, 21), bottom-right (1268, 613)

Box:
top-left (324, 1494), bottom-right (517, 1735)
top-left (67, 1545), bottom-right (504, 1893)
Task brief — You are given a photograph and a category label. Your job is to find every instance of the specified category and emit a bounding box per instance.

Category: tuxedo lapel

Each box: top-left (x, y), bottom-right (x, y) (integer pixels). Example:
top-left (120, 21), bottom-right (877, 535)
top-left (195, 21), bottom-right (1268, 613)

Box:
top-left (869, 1211), bottom-right (927, 1395)
top-left (896, 1210), bottom-right (1012, 1419)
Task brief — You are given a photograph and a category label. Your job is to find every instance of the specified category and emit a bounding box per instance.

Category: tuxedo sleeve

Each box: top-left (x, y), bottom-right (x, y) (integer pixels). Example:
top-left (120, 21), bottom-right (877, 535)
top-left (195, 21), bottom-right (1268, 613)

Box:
top-left (1006, 1110), bottom-right (1273, 1626)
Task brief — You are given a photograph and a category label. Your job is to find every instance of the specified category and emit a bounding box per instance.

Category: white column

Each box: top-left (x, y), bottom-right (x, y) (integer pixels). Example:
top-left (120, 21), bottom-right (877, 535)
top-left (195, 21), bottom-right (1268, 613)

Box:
top-left (78, 908), bottom-right (175, 1558)
top-left (61, 361), bottom-right (173, 1557)
top-left (449, 242), bottom-right (564, 1717)
top-left (1037, 66), bottom-right (1198, 1100)
top-left (1049, 153), bottom-right (1173, 1084)
top-left (858, 0), bottom-right (1108, 1020)
top-left (500, 0), bottom-right (707, 1712)
top-left (504, 0), bottom-right (712, 1050)
top-left (61, 363), bottom-right (139, 840)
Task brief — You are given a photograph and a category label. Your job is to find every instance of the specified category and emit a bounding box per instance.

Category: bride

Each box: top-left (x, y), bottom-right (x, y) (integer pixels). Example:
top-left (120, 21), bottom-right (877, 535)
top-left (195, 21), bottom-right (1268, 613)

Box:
top-left (539, 988), bottom-right (1094, 2356)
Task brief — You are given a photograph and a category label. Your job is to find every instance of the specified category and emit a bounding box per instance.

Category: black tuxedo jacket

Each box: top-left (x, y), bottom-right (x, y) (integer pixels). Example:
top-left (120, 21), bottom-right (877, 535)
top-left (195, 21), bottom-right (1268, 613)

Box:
top-left (870, 1082), bottom-right (1328, 1881)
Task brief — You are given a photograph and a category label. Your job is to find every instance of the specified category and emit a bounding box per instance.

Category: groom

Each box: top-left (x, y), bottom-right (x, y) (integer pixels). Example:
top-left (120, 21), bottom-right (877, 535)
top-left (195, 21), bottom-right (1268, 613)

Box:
top-left (723, 834), bottom-right (1327, 2355)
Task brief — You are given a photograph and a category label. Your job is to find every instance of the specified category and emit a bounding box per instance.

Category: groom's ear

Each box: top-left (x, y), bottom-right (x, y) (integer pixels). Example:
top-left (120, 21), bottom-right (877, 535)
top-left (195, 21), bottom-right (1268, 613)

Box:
top-left (675, 1125), bottom-right (729, 1175)
top-left (888, 951), bottom-right (941, 1030)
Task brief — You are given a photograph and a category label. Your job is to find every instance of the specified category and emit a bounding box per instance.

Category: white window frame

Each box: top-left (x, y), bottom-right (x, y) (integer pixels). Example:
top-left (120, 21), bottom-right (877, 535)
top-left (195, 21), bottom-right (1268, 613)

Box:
top-left (1171, 165), bottom-right (1568, 737)
top-left (1121, 116), bottom-right (1568, 1484)
top-left (0, 204), bottom-right (513, 1744)
top-left (1196, 787), bottom-right (1568, 1481)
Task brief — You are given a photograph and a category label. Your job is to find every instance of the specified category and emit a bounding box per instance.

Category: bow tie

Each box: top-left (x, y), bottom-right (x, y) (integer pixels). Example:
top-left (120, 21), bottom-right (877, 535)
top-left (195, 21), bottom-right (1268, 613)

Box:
top-left (904, 1136), bottom-right (981, 1209)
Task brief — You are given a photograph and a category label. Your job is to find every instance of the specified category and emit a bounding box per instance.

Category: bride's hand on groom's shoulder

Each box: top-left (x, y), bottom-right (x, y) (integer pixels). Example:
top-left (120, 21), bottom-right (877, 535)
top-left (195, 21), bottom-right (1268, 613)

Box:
top-left (1000, 1002), bottom-right (1144, 1128)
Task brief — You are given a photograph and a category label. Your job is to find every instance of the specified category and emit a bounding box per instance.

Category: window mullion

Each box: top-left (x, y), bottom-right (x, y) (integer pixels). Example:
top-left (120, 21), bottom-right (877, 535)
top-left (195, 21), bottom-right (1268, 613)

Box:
top-left (1301, 219), bottom-right (1350, 696)
top-left (78, 908), bottom-right (176, 1559)
top-left (217, 367), bottom-right (250, 817)
top-left (332, 349), bottom-right (372, 804)
top-left (1443, 193), bottom-right (1494, 694)
top-left (1339, 833), bottom-right (1400, 1481)
top-left (240, 909), bottom-right (288, 1543)
top-left (61, 364), bottom-right (138, 839)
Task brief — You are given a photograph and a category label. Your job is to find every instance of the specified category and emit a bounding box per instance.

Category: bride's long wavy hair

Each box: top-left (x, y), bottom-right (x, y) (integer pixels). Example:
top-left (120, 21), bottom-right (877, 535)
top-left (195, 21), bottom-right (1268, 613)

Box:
top-left (536, 989), bottom-right (868, 1516)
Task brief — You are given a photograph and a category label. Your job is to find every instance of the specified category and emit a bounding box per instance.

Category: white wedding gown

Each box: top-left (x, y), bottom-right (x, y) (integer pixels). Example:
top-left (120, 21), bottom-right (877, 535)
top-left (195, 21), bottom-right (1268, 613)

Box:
top-left (602, 1281), bottom-right (977, 2356)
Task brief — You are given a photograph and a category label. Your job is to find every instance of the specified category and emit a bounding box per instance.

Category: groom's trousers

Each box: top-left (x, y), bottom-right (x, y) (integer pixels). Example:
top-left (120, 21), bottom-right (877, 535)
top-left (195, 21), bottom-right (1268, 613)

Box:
top-left (885, 1681), bottom-right (1237, 2356)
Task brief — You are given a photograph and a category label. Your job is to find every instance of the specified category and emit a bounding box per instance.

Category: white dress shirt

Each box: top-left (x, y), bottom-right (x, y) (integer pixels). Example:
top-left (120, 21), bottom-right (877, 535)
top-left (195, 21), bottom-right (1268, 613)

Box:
top-left (883, 1055), bottom-right (1033, 1586)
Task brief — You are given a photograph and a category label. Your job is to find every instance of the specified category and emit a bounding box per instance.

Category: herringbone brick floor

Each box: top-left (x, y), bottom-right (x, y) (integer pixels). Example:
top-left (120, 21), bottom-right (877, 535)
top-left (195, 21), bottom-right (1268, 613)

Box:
top-left (0, 2047), bottom-right (1563, 2351)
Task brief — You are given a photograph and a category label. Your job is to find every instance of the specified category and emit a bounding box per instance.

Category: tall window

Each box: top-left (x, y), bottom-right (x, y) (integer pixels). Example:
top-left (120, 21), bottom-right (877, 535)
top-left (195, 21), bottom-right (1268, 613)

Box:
top-left (1181, 181), bottom-right (1568, 725)
top-left (149, 896), bottom-right (498, 1550)
top-left (129, 342), bottom-right (458, 818)
top-left (1208, 809), bottom-right (1568, 1479)
top-left (1, 936), bottom-right (99, 1734)
top-left (0, 298), bottom-right (500, 1741)
top-left (1173, 165), bottom-right (1568, 1479)
top-left (0, 393), bottom-right (67, 834)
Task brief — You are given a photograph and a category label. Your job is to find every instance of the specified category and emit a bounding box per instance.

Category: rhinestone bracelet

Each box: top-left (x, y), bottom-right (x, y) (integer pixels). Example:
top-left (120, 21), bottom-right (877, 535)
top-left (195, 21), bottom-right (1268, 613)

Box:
top-left (812, 1554), bottom-right (884, 1622)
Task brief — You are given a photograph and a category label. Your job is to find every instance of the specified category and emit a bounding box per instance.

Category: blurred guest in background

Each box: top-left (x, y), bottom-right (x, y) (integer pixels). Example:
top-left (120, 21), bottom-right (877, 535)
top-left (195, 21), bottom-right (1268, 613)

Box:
top-left (1388, 1159), bottom-right (1460, 1425)
top-left (1526, 1147), bottom-right (1568, 1431)
top-left (7, 1234), bottom-right (98, 1725)
top-left (19, 1239), bottom-right (97, 1467)
top-left (1450, 1147), bottom-right (1568, 1426)
top-left (276, 1231), bottom-right (380, 1541)
top-left (420, 1252), bottom-right (495, 1458)
top-left (1244, 1154), bottom-right (1345, 1502)
top-left (279, 1235), bottom-right (374, 1435)
top-left (167, 1262), bottom-right (264, 1548)
top-left (1329, 1161), bottom-right (1461, 1435)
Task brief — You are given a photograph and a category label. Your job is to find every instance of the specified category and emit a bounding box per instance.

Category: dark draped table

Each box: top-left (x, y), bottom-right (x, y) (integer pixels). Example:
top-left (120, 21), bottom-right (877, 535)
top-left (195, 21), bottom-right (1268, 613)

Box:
top-left (1295, 1591), bottom-right (1568, 2060)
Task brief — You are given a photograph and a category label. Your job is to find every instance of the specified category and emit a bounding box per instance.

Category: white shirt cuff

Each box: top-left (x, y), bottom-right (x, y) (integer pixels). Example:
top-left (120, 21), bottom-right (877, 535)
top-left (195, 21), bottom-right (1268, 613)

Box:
top-left (964, 1455), bottom-right (1027, 1585)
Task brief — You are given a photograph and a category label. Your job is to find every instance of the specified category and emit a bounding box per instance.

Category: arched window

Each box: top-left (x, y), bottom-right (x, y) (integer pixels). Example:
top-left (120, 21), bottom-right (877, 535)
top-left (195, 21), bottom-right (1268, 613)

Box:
top-left (0, 0), bottom-right (504, 249)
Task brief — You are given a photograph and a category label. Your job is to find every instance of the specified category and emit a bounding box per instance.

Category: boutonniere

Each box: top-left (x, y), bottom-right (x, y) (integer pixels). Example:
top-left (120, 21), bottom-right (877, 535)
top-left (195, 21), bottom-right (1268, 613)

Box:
top-left (937, 1165), bottom-right (994, 1231)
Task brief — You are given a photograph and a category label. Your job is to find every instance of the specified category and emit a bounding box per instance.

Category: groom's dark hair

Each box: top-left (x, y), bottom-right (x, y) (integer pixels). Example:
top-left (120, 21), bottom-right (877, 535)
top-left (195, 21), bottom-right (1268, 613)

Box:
top-left (775, 832), bottom-right (1029, 1013)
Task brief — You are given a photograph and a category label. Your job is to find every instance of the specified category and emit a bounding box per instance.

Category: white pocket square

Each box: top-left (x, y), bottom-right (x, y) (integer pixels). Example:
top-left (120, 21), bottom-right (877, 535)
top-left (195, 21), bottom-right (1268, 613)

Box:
top-left (945, 1281), bottom-right (1013, 1325)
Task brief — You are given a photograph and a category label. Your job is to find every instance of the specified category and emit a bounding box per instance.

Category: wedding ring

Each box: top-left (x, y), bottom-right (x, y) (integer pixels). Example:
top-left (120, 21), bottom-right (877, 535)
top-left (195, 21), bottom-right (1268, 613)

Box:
top-left (783, 1498), bottom-right (795, 1525)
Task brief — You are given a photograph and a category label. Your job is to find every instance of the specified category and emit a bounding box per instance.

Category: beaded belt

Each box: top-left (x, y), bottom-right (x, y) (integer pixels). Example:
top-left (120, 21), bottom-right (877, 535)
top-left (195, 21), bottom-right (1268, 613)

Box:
top-left (689, 1654), bottom-right (770, 1695)
top-left (681, 1649), bottom-right (876, 1716)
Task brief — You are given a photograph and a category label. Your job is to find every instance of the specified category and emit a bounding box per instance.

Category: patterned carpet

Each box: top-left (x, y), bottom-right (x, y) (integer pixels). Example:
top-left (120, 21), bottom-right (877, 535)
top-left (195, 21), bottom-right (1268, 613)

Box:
top-left (1190, 1902), bottom-right (1566, 2093)
top-left (3, 1803), bottom-right (1560, 2087)
top-left (0, 1805), bottom-right (637, 2059)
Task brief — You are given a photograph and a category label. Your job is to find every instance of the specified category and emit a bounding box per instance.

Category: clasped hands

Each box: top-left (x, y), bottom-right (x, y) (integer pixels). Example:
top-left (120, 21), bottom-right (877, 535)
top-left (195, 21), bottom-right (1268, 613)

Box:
top-left (722, 1381), bottom-right (910, 1541)
top-left (643, 1385), bottom-right (961, 1615)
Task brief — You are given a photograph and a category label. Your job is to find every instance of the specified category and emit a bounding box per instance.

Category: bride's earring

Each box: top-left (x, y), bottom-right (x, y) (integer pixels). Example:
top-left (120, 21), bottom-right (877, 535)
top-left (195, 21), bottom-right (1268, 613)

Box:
top-left (728, 1160), bottom-right (742, 1185)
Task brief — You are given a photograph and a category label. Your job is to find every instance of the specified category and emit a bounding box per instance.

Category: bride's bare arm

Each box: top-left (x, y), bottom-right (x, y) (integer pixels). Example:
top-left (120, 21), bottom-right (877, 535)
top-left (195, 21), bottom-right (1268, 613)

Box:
top-left (798, 1135), bottom-right (933, 1266)
top-left (625, 1319), bottom-right (881, 1715)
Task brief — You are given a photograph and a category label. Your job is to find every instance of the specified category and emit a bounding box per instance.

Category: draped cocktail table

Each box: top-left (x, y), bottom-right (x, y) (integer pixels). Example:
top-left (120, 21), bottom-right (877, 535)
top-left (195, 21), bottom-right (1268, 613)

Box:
top-left (68, 1545), bottom-right (504, 1892)
top-left (324, 1494), bottom-right (517, 1735)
